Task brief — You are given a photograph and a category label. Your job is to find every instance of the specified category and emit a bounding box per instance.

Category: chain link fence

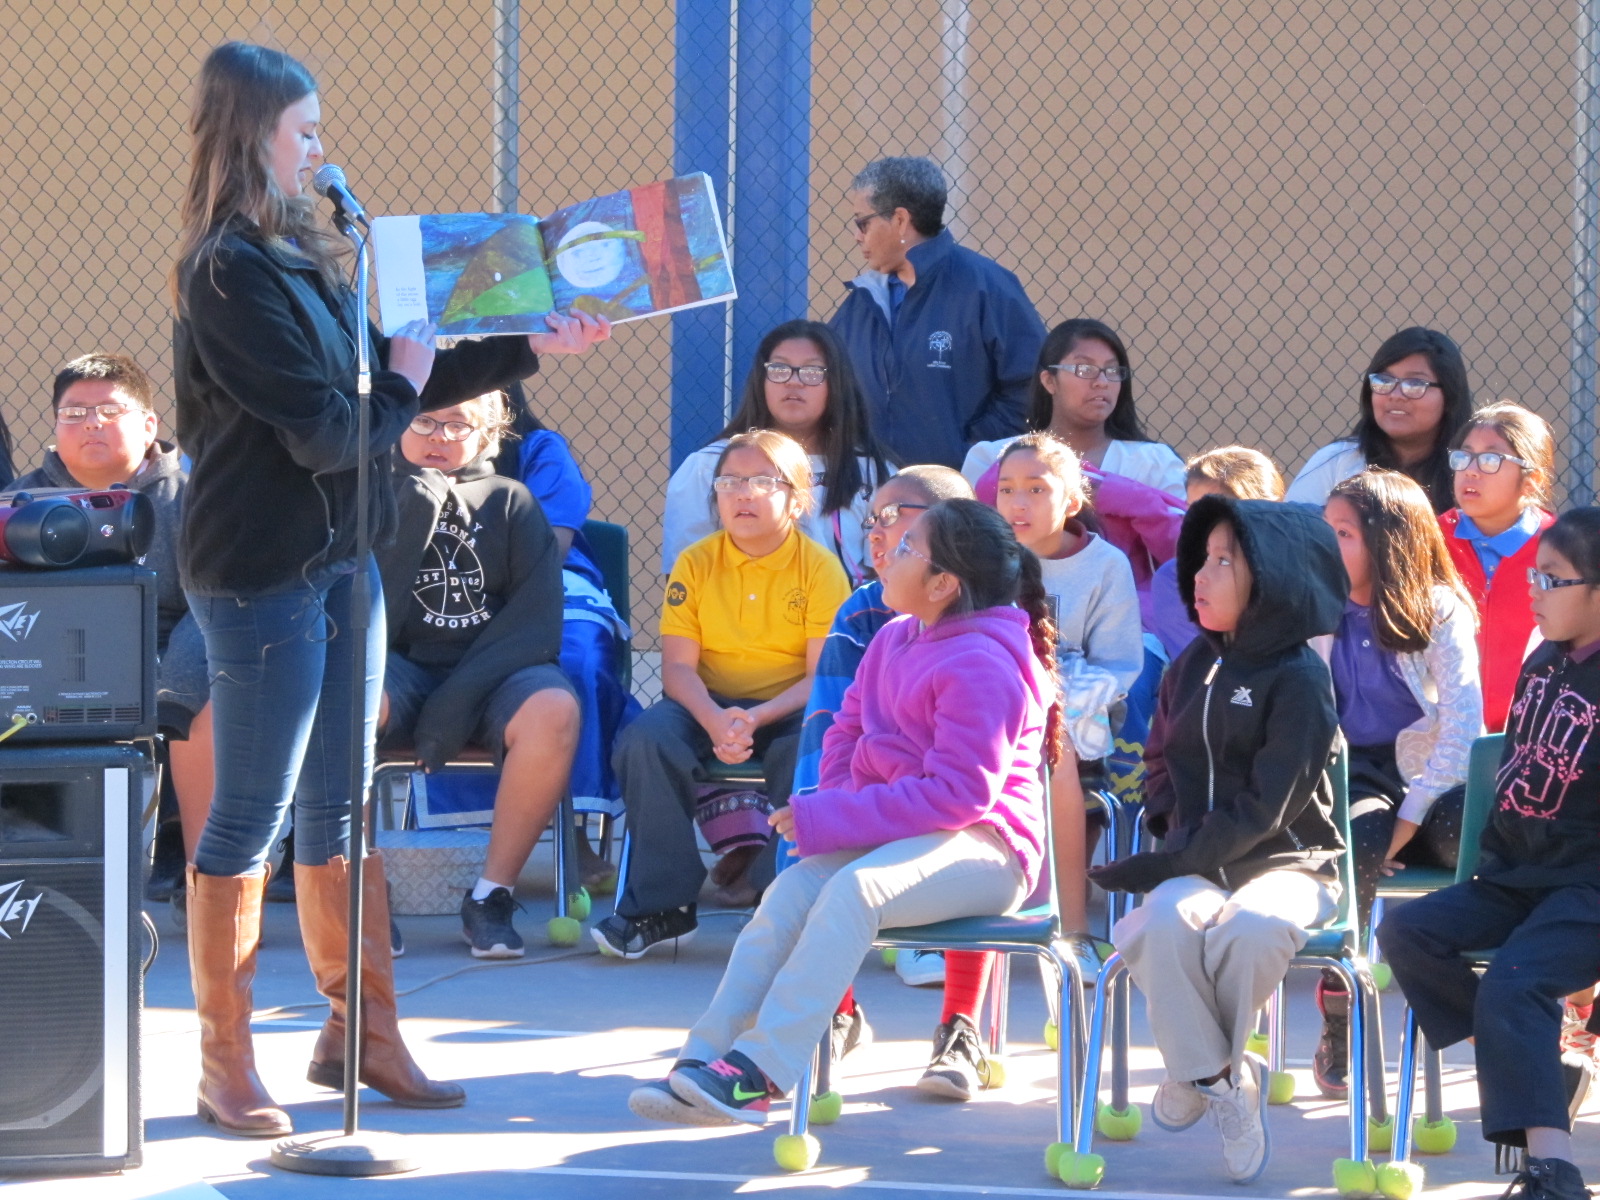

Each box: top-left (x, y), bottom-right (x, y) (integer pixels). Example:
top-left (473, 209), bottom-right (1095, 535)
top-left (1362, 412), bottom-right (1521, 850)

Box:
top-left (0, 0), bottom-right (1593, 702)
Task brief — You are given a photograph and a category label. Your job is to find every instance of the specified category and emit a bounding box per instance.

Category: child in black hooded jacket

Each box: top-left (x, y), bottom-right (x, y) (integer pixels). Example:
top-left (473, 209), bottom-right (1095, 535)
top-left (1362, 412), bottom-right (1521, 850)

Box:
top-left (1090, 496), bottom-right (1348, 1185)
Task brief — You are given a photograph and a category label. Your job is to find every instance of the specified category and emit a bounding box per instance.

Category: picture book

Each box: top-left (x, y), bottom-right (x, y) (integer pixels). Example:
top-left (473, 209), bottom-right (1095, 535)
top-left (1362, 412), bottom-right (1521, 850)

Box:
top-left (372, 172), bottom-right (735, 337)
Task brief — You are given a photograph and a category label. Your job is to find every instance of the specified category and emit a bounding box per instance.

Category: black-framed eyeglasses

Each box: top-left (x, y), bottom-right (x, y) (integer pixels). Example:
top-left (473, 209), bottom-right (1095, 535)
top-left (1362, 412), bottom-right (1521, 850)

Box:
top-left (712, 474), bottom-right (791, 496)
top-left (863, 502), bottom-right (928, 530)
top-left (57, 402), bottom-right (137, 424)
top-left (848, 211), bottom-right (890, 235)
top-left (1529, 567), bottom-right (1591, 592)
top-left (409, 415), bottom-right (478, 441)
top-left (1448, 449), bottom-right (1531, 475)
top-left (1368, 373), bottom-right (1442, 400)
top-left (764, 362), bottom-right (828, 387)
top-left (1047, 363), bottom-right (1130, 384)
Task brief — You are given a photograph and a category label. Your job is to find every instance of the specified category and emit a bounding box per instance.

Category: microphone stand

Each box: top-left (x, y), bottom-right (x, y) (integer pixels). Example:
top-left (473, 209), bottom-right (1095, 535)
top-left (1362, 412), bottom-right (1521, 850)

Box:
top-left (273, 208), bottom-right (414, 1177)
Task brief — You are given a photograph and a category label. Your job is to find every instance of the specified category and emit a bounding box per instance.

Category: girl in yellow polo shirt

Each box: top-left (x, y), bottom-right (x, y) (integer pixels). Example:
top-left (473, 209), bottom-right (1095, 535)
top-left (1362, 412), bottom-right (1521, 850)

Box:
top-left (594, 430), bottom-right (852, 959)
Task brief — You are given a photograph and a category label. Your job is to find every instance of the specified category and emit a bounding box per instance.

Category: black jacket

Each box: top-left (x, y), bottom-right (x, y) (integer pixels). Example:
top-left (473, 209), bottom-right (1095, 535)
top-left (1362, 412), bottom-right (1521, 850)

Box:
top-left (1477, 640), bottom-right (1600, 888)
top-left (377, 456), bottom-right (563, 771)
top-left (1140, 497), bottom-right (1349, 890)
top-left (173, 226), bottom-right (538, 595)
top-left (14, 441), bottom-right (188, 647)
top-left (827, 230), bottom-right (1044, 468)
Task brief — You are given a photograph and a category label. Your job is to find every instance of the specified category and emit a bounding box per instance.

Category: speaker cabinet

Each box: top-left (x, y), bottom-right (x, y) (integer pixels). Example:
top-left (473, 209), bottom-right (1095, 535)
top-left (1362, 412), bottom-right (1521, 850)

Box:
top-left (0, 743), bottom-right (144, 1175)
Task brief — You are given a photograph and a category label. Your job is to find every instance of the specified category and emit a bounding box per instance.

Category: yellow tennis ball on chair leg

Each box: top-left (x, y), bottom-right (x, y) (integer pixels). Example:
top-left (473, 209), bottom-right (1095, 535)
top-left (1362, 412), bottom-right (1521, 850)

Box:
top-left (1375, 1161), bottom-right (1424, 1200)
top-left (774, 1133), bottom-right (821, 1171)
top-left (1333, 1157), bottom-right (1378, 1197)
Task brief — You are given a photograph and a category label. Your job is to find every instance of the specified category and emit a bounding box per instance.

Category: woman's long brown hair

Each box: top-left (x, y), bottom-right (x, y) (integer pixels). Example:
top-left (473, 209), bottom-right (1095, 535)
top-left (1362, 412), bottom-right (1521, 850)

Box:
top-left (170, 42), bottom-right (345, 310)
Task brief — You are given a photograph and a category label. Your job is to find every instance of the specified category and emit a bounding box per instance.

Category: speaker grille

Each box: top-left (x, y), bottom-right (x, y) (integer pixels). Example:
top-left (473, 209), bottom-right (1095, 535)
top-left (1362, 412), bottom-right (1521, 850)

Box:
top-left (41, 706), bottom-right (143, 726)
top-left (0, 862), bottom-right (105, 1152)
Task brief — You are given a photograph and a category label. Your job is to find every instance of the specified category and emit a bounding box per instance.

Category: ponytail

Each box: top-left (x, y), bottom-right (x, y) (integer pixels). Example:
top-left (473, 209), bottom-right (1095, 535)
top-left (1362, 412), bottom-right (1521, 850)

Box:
top-left (1016, 549), bottom-right (1064, 768)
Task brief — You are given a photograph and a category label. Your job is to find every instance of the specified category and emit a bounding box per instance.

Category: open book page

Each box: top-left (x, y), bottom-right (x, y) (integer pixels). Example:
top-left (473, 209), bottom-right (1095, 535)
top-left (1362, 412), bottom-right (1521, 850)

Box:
top-left (372, 173), bottom-right (735, 337)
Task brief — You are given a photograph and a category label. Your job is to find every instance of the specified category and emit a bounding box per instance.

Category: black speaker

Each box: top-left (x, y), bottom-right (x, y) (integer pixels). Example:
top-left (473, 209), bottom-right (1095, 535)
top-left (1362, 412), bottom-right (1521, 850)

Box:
top-left (0, 743), bottom-right (144, 1175)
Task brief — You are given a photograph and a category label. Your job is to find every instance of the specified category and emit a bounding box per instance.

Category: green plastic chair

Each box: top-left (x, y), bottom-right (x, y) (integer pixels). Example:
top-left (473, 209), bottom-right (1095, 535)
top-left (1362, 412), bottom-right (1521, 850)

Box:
top-left (1383, 732), bottom-right (1505, 1193)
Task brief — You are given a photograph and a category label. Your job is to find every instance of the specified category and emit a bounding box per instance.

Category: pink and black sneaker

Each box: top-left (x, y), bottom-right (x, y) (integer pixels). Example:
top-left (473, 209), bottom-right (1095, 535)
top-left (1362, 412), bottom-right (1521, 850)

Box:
top-left (668, 1051), bottom-right (778, 1125)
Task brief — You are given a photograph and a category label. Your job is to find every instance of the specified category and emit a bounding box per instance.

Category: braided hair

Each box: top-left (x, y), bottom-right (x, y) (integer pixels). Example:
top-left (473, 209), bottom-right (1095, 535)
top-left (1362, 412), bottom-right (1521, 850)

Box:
top-left (920, 498), bottom-right (1063, 767)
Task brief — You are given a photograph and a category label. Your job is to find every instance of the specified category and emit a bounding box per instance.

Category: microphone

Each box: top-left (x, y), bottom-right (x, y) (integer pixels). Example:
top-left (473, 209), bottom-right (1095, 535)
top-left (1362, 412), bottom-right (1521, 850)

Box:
top-left (312, 163), bottom-right (370, 226)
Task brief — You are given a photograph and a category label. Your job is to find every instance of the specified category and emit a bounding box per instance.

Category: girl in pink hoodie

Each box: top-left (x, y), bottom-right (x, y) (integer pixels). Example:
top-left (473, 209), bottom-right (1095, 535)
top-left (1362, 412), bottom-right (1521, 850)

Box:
top-left (628, 498), bottom-right (1061, 1129)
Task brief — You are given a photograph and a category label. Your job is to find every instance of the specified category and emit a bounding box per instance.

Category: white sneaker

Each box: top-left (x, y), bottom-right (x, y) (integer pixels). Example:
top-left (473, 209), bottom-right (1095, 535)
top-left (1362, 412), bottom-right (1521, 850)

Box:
top-left (1072, 938), bottom-right (1106, 988)
top-left (1199, 1055), bottom-right (1270, 1184)
top-left (1151, 1078), bottom-right (1208, 1132)
top-left (895, 948), bottom-right (945, 988)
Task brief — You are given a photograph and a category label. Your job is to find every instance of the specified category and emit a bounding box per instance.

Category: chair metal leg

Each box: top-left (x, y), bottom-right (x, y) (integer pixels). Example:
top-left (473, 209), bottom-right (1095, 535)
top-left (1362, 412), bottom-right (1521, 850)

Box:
top-left (788, 1042), bottom-right (818, 1139)
top-left (1266, 982), bottom-right (1286, 1073)
top-left (598, 812), bottom-right (615, 863)
top-left (1074, 953), bottom-right (1125, 1156)
top-left (988, 953), bottom-right (1012, 1057)
top-left (554, 792), bottom-right (577, 918)
top-left (613, 828), bottom-right (632, 904)
top-left (1109, 964), bottom-right (1131, 1113)
top-left (1344, 959), bottom-right (1372, 1164)
top-left (1423, 1041), bottom-right (1444, 1125)
top-left (1391, 1006), bottom-right (1421, 1163)
top-left (1367, 895), bottom-right (1387, 964)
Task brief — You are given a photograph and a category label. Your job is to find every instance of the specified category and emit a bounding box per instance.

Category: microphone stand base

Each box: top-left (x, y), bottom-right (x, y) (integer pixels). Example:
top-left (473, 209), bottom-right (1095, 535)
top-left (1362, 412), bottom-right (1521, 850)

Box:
top-left (270, 1130), bottom-right (417, 1176)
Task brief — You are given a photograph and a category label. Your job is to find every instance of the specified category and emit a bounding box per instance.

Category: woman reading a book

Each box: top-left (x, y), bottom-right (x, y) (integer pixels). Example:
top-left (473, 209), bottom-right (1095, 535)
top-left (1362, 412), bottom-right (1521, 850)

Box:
top-left (168, 41), bottom-right (608, 1138)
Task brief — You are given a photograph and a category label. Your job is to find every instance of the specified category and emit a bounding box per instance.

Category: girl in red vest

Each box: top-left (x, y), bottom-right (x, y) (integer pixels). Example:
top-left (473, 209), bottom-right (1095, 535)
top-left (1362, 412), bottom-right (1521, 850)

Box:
top-left (1437, 403), bottom-right (1556, 733)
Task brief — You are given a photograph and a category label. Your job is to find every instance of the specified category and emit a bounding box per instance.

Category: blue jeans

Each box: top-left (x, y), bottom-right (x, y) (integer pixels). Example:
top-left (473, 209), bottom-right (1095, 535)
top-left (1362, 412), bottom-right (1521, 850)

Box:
top-left (187, 557), bottom-right (384, 876)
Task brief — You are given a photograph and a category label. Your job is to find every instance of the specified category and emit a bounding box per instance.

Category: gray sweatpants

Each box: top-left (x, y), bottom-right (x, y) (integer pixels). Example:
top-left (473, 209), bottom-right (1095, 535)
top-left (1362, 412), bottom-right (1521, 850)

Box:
top-left (1113, 869), bottom-right (1337, 1081)
top-left (681, 824), bottom-right (1027, 1092)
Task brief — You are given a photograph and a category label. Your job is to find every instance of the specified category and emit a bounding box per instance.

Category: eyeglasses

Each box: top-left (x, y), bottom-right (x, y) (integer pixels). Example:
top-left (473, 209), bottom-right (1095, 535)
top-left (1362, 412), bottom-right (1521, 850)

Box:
top-left (712, 474), bottom-right (791, 496)
top-left (1047, 363), bottom-right (1130, 383)
top-left (848, 211), bottom-right (890, 235)
top-left (1448, 449), bottom-right (1531, 475)
top-left (1529, 567), bottom-right (1591, 592)
top-left (1368, 373), bottom-right (1442, 400)
top-left (894, 533), bottom-right (937, 566)
top-left (764, 362), bottom-right (828, 387)
top-left (863, 502), bottom-right (929, 530)
top-left (58, 402), bottom-right (137, 424)
top-left (409, 415), bottom-right (479, 441)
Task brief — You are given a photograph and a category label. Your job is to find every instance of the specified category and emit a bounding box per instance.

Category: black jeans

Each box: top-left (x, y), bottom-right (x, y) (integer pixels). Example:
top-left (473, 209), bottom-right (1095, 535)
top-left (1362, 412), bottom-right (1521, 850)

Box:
top-left (1348, 742), bottom-right (1463, 920)
top-left (1377, 877), bottom-right (1600, 1145)
top-left (612, 697), bottom-right (799, 919)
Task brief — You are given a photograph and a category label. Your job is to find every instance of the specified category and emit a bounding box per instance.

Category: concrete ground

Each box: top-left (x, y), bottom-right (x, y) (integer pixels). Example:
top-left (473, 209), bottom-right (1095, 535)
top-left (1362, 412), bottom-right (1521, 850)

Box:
top-left (5, 850), bottom-right (1600, 1200)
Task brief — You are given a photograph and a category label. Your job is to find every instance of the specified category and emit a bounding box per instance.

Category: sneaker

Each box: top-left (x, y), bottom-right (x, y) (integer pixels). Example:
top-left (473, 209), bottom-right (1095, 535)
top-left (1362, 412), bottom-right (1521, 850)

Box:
top-left (916, 1014), bottom-right (989, 1102)
top-left (668, 1051), bottom-right (776, 1125)
top-left (1200, 1055), bottom-right (1270, 1184)
top-left (1312, 978), bottom-right (1349, 1099)
top-left (1150, 1078), bottom-right (1208, 1132)
top-left (1501, 1156), bottom-right (1590, 1200)
top-left (831, 1002), bottom-right (873, 1064)
top-left (628, 1060), bottom-right (732, 1126)
top-left (895, 948), bottom-right (945, 987)
top-left (1072, 938), bottom-right (1107, 988)
top-left (390, 914), bottom-right (405, 958)
top-left (461, 887), bottom-right (525, 959)
top-left (592, 907), bottom-right (697, 960)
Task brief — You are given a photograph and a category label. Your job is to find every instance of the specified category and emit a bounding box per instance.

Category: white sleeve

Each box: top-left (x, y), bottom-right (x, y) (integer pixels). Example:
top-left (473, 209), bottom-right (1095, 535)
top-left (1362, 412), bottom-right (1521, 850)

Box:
top-left (1397, 592), bottom-right (1485, 825)
top-left (660, 449), bottom-right (720, 574)
top-left (1285, 442), bottom-right (1361, 507)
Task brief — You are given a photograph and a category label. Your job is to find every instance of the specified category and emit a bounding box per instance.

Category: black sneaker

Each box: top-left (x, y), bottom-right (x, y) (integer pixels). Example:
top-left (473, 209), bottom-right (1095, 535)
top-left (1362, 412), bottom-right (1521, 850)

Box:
top-left (461, 887), bottom-right (525, 959)
top-left (830, 1001), bottom-right (873, 1064)
top-left (591, 907), bottom-right (697, 960)
top-left (916, 1014), bottom-right (990, 1102)
top-left (1501, 1156), bottom-right (1590, 1200)
top-left (628, 1060), bottom-right (733, 1126)
top-left (1312, 977), bottom-right (1349, 1099)
top-left (668, 1050), bottom-right (776, 1125)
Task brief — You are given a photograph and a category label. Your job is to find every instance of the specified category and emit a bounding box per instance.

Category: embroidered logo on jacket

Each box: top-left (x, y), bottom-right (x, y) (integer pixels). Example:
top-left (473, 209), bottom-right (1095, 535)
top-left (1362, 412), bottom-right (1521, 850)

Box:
top-left (927, 331), bottom-right (953, 369)
top-left (1497, 670), bottom-right (1597, 819)
top-left (1230, 687), bottom-right (1253, 707)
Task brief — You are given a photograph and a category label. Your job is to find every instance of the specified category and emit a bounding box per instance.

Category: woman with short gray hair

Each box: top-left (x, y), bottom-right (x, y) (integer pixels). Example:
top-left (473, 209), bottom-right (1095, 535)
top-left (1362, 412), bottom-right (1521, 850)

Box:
top-left (828, 155), bottom-right (1046, 471)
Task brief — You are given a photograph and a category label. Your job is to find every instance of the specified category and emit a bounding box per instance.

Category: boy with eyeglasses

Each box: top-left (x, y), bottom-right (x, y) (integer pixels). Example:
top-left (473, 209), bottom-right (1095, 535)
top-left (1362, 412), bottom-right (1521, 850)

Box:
top-left (15, 352), bottom-right (210, 902)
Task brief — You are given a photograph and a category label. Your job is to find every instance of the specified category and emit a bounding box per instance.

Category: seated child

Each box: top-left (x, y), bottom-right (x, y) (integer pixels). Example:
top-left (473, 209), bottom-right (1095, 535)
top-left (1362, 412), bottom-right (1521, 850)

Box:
top-left (627, 498), bottom-right (1058, 1125)
top-left (594, 430), bottom-right (851, 959)
top-left (1311, 468), bottom-right (1482, 1096)
top-left (1149, 446), bottom-right (1284, 662)
top-left (1378, 507), bottom-right (1600, 1200)
top-left (1438, 402), bottom-right (1556, 734)
top-left (378, 392), bottom-right (579, 958)
top-left (1089, 495), bottom-right (1348, 1185)
top-left (15, 352), bottom-right (209, 898)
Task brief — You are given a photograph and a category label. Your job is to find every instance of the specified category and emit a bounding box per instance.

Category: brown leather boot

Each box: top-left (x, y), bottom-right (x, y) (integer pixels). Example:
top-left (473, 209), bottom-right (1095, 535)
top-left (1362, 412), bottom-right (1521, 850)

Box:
top-left (186, 866), bottom-right (292, 1136)
top-left (297, 852), bottom-right (465, 1107)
